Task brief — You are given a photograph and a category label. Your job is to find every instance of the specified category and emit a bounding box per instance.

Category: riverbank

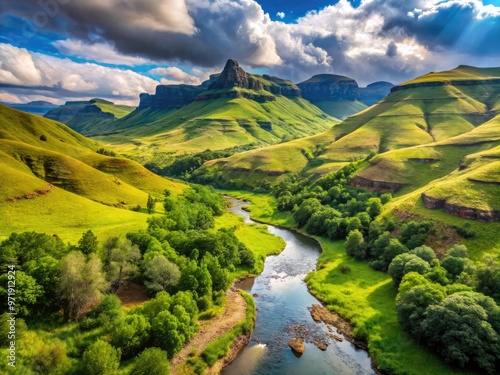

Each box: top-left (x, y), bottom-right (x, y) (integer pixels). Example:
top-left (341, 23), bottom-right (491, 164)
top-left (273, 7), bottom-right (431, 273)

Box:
top-left (171, 287), bottom-right (249, 375)
top-left (221, 190), bottom-right (476, 375)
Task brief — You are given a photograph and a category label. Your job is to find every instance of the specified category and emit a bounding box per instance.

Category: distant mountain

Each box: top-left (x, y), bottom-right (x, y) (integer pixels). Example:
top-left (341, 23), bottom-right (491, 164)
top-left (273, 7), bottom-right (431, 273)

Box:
top-left (2, 100), bottom-right (58, 116)
top-left (196, 65), bottom-right (500, 200)
top-left (44, 98), bottom-right (135, 136)
top-left (93, 59), bottom-right (338, 162)
top-left (297, 74), bottom-right (393, 119)
top-left (0, 103), bottom-right (184, 240)
top-left (358, 81), bottom-right (395, 106)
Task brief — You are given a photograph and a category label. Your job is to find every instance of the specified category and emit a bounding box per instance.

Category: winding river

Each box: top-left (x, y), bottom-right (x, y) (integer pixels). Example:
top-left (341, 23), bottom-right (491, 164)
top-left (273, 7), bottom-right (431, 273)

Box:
top-left (222, 198), bottom-right (375, 375)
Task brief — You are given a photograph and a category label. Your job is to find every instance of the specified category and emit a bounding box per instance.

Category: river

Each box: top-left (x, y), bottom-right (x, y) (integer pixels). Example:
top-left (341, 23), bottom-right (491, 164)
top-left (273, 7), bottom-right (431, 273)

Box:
top-left (222, 197), bottom-right (375, 375)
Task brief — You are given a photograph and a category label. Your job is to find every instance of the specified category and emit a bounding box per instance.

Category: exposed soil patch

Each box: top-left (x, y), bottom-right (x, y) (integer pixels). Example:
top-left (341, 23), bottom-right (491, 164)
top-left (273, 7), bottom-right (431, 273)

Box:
top-left (8, 183), bottom-right (54, 202)
top-left (116, 281), bottom-right (149, 308)
top-left (171, 287), bottom-right (248, 375)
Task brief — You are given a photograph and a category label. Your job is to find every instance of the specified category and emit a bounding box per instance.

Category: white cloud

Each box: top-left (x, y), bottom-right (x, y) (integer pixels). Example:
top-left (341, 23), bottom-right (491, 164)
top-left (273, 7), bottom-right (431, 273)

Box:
top-left (0, 43), bottom-right (159, 104)
top-left (149, 67), bottom-right (213, 85)
top-left (276, 12), bottom-right (285, 19)
top-left (52, 39), bottom-right (151, 66)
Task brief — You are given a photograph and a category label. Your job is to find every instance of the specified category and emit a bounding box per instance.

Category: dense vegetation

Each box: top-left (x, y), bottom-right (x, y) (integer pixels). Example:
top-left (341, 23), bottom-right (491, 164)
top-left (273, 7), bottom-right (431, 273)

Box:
top-left (270, 161), bottom-right (500, 373)
top-left (0, 184), bottom-right (258, 374)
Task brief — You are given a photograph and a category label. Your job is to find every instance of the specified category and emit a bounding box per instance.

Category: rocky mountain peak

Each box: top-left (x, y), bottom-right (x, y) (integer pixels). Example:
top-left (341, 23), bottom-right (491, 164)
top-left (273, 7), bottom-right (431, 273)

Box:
top-left (209, 59), bottom-right (255, 90)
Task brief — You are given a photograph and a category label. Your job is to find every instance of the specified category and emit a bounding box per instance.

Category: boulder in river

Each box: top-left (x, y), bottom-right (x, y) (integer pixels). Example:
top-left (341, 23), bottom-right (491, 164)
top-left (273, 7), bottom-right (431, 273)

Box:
top-left (288, 338), bottom-right (305, 356)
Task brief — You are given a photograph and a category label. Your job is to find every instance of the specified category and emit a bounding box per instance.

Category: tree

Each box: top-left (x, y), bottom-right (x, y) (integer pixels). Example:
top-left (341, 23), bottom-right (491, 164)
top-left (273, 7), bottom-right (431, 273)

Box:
top-left (110, 314), bottom-right (150, 358)
top-left (58, 252), bottom-right (108, 320)
top-left (82, 340), bottom-right (121, 375)
top-left (151, 311), bottom-right (183, 358)
top-left (78, 230), bottom-right (99, 255)
top-left (367, 197), bottom-right (382, 218)
top-left (389, 254), bottom-right (420, 285)
top-left (476, 254), bottom-right (500, 301)
top-left (396, 273), bottom-right (445, 339)
top-left (446, 244), bottom-right (468, 258)
top-left (423, 292), bottom-right (500, 374)
top-left (345, 230), bottom-right (366, 260)
top-left (410, 245), bottom-right (436, 263)
top-left (142, 255), bottom-right (181, 293)
top-left (147, 195), bottom-right (155, 214)
top-left (104, 237), bottom-right (141, 286)
top-left (0, 271), bottom-right (42, 316)
top-left (130, 347), bottom-right (170, 375)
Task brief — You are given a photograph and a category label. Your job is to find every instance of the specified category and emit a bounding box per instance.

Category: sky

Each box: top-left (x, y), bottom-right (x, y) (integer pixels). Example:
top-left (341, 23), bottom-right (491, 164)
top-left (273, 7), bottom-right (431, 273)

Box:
top-left (1, 0), bottom-right (500, 105)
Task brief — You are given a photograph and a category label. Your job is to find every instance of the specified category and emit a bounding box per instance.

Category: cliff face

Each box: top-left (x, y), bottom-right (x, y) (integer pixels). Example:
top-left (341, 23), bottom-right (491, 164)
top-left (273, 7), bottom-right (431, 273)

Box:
top-left (138, 59), bottom-right (302, 110)
top-left (421, 193), bottom-right (500, 222)
top-left (298, 74), bottom-right (359, 102)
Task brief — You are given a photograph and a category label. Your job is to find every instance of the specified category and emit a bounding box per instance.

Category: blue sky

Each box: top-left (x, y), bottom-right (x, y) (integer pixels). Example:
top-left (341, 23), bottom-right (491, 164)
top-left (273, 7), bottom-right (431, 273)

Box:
top-left (1, 0), bottom-right (500, 105)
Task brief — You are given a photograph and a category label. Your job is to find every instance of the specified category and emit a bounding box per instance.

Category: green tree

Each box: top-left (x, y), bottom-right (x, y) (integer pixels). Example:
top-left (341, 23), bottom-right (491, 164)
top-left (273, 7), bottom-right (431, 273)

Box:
top-left (58, 252), bottom-right (108, 320)
top-left (476, 254), bottom-right (500, 301)
top-left (388, 253), bottom-right (430, 285)
top-left (130, 347), bottom-right (170, 375)
top-left (151, 311), bottom-right (183, 358)
top-left (345, 230), bottom-right (366, 260)
top-left (0, 271), bottom-right (42, 316)
top-left (78, 230), bottom-right (99, 255)
top-left (110, 314), bottom-right (150, 358)
top-left (367, 197), bottom-right (382, 218)
top-left (410, 245), bottom-right (436, 263)
top-left (104, 237), bottom-right (141, 286)
top-left (142, 255), bottom-right (181, 293)
top-left (82, 340), bottom-right (121, 375)
top-left (147, 194), bottom-right (155, 214)
top-left (423, 292), bottom-right (500, 373)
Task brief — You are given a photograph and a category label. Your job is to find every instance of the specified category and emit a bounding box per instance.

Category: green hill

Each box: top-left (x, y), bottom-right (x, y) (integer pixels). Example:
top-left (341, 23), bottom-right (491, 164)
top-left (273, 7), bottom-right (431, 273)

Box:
top-left (0, 104), bottom-right (184, 241)
top-left (93, 60), bottom-right (338, 164)
top-left (198, 66), bottom-right (500, 188)
top-left (44, 98), bottom-right (135, 136)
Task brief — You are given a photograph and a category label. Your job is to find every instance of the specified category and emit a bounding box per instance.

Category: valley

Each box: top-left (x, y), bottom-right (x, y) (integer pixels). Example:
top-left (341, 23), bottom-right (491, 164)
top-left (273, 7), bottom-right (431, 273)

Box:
top-left (1, 61), bottom-right (499, 375)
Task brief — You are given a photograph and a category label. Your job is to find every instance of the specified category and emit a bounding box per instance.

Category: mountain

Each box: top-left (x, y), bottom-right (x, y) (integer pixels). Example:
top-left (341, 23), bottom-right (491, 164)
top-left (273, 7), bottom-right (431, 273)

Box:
top-left (2, 100), bottom-right (58, 116)
top-left (297, 75), bottom-right (393, 119)
top-left (0, 104), bottom-right (184, 241)
top-left (196, 65), bottom-right (500, 194)
top-left (44, 98), bottom-right (135, 136)
top-left (92, 59), bottom-right (338, 161)
top-left (359, 81), bottom-right (395, 106)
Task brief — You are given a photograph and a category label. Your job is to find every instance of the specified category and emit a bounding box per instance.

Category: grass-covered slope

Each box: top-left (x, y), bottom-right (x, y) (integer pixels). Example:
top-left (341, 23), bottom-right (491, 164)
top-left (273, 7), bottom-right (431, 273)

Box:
top-left (94, 94), bottom-right (338, 157)
top-left (0, 104), bottom-right (184, 241)
top-left (44, 98), bottom-right (135, 136)
top-left (198, 66), bottom-right (500, 188)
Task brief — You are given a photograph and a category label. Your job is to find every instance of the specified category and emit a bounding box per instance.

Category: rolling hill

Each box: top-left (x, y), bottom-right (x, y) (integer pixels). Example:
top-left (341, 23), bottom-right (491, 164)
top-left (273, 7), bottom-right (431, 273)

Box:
top-left (2, 100), bottom-right (58, 116)
top-left (196, 66), bottom-right (500, 194)
top-left (0, 104), bottom-right (184, 241)
top-left (91, 60), bottom-right (339, 162)
top-left (44, 98), bottom-right (135, 136)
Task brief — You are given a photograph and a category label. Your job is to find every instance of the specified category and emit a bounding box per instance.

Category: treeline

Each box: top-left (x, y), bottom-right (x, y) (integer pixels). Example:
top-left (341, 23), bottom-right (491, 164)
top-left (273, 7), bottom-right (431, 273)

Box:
top-left (144, 144), bottom-right (259, 179)
top-left (271, 161), bottom-right (500, 373)
top-left (0, 184), bottom-right (255, 374)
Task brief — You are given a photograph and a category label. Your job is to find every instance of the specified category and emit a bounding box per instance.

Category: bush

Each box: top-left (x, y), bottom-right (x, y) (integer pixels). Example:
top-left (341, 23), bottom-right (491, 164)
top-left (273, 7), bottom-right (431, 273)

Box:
top-left (82, 340), bottom-right (121, 375)
top-left (130, 347), bottom-right (170, 375)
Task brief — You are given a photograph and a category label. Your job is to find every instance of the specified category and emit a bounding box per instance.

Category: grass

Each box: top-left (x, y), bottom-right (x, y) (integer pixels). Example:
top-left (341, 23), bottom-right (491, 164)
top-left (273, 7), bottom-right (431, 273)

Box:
top-left (401, 65), bottom-right (500, 85)
top-left (222, 191), bottom-right (481, 375)
top-left (0, 104), bottom-right (185, 243)
top-left (306, 239), bottom-right (478, 375)
top-left (94, 95), bottom-right (338, 158)
top-left (313, 100), bottom-right (368, 119)
top-left (199, 70), bottom-right (499, 187)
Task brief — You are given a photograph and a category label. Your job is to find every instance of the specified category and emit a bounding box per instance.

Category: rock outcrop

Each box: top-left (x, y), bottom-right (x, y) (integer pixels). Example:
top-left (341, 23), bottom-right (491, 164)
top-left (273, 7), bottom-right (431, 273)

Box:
top-left (421, 193), bottom-right (500, 221)
top-left (138, 59), bottom-right (300, 109)
top-left (298, 74), bottom-right (359, 102)
top-left (288, 338), bottom-right (305, 355)
top-left (350, 175), bottom-right (405, 193)
top-left (391, 78), bottom-right (500, 93)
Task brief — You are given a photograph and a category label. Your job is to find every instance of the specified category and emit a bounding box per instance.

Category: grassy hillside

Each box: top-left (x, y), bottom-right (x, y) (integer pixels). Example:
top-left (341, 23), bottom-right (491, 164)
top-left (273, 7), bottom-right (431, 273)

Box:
top-left (94, 94), bottom-right (338, 159)
top-left (313, 100), bottom-right (367, 119)
top-left (44, 98), bottom-right (135, 136)
top-left (198, 66), bottom-right (500, 188)
top-left (0, 104), bottom-right (184, 241)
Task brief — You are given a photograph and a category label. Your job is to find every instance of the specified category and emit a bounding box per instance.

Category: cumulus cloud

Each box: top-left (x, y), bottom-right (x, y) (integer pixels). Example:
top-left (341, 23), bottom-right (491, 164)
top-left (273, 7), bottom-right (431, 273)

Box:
top-left (2, 0), bottom-right (500, 87)
top-left (52, 39), bottom-right (151, 66)
top-left (0, 43), bottom-right (158, 105)
top-left (149, 67), bottom-right (214, 85)
top-left (276, 12), bottom-right (285, 19)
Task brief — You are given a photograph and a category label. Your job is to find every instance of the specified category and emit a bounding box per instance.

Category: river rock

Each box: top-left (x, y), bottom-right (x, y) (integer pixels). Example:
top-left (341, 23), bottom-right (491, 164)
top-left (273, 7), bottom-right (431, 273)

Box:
top-left (288, 338), bottom-right (305, 355)
top-left (253, 293), bottom-right (259, 297)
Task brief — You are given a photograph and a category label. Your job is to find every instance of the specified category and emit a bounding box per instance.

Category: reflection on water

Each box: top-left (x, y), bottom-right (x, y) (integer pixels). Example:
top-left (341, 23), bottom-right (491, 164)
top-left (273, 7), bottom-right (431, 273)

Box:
top-left (223, 198), bottom-right (374, 375)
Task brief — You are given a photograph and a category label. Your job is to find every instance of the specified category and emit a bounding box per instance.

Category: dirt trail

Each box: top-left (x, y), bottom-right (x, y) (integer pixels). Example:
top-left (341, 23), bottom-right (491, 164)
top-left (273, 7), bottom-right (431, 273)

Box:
top-left (171, 287), bottom-right (248, 375)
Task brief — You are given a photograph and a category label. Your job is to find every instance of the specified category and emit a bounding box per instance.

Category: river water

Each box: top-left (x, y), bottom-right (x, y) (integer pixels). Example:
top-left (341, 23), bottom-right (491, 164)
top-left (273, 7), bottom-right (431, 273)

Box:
top-left (222, 198), bottom-right (374, 375)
